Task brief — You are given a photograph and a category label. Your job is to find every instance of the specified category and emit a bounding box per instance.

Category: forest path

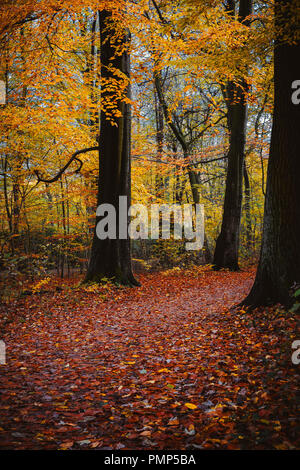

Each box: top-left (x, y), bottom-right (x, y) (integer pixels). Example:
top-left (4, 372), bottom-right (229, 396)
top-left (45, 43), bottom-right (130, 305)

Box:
top-left (1, 267), bottom-right (298, 450)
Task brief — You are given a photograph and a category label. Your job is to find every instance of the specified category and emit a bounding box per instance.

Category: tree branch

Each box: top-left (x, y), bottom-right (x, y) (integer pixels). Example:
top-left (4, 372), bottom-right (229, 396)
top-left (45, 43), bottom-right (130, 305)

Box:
top-left (34, 146), bottom-right (98, 183)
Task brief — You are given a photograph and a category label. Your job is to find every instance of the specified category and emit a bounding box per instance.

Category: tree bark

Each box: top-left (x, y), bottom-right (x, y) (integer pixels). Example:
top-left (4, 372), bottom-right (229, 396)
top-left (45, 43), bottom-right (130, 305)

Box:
top-left (243, 0), bottom-right (300, 306)
top-left (85, 10), bottom-right (139, 286)
top-left (154, 84), bottom-right (164, 197)
top-left (243, 161), bottom-right (252, 251)
top-left (213, 0), bottom-right (252, 270)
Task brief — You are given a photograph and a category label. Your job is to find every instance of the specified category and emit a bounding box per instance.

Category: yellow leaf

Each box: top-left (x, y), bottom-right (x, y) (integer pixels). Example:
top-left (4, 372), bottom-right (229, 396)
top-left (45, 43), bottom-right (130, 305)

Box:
top-left (184, 403), bottom-right (197, 410)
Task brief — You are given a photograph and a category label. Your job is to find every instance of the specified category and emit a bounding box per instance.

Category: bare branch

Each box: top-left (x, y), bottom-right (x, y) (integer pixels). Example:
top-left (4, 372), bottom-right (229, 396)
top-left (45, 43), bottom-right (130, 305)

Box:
top-left (35, 146), bottom-right (98, 184)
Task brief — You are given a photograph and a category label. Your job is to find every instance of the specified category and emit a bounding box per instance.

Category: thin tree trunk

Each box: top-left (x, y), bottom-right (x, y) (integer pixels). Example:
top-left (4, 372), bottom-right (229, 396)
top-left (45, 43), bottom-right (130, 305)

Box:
top-left (243, 161), bottom-right (252, 251)
top-left (60, 177), bottom-right (66, 279)
top-left (154, 84), bottom-right (164, 197)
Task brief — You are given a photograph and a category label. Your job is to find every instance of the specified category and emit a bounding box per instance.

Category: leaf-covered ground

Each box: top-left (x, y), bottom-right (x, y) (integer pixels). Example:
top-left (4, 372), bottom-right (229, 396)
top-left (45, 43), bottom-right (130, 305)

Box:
top-left (0, 267), bottom-right (299, 450)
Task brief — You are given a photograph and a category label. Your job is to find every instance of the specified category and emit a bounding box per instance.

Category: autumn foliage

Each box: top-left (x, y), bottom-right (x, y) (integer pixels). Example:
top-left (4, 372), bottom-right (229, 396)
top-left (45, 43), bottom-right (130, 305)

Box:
top-left (0, 0), bottom-right (299, 453)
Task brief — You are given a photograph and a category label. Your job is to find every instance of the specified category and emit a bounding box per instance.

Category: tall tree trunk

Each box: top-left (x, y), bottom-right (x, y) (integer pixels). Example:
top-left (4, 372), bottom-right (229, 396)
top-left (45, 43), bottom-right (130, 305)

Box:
top-left (85, 10), bottom-right (139, 286)
top-left (154, 85), bottom-right (164, 197)
top-left (12, 181), bottom-right (20, 235)
top-left (243, 0), bottom-right (300, 306)
top-left (243, 161), bottom-right (252, 251)
top-left (213, 0), bottom-right (252, 270)
top-left (60, 177), bottom-right (66, 279)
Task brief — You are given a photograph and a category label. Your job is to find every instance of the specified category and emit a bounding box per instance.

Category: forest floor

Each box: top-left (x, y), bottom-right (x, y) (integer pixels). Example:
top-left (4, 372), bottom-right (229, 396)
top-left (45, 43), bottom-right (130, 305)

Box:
top-left (0, 266), bottom-right (299, 450)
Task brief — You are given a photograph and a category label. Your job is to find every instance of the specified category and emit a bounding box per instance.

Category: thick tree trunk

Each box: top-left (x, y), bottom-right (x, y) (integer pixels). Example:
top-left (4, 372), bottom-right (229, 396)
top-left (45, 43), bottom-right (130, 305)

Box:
top-left (243, 0), bottom-right (300, 306)
top-left (213, 0), bottom-right (252, 270)
top-left (213, 83), bottom-right (248, 270)
top-left (85, 10), bottom-right (139, 286)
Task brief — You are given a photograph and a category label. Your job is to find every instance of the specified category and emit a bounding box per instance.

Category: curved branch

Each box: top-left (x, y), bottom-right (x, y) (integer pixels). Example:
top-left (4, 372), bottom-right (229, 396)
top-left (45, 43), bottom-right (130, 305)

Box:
top-left (35, 146), bottom-right (98, 184)
top-left (73, 156), bottom-right (83, 174)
